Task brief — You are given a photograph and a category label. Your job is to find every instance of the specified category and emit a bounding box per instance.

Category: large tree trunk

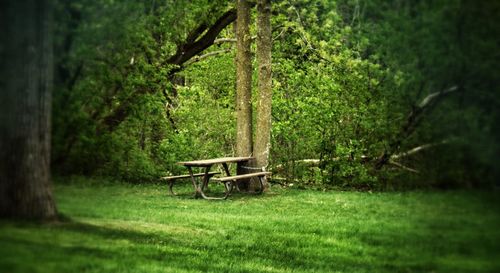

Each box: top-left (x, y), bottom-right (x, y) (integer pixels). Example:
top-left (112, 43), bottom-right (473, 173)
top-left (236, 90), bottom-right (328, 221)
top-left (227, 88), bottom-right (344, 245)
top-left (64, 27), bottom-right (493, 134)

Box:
top-left (0, 0), bottom-right (58, 220)
top-left (235, 0), bottom-right (253, 157)
top-left (255, 0), bottom-right (272, 168)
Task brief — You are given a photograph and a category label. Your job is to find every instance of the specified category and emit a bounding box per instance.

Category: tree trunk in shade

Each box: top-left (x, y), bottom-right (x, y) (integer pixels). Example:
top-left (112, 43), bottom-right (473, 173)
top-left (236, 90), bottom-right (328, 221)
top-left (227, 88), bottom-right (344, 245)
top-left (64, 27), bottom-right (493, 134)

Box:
top-left (0, 0), bottom-right (58, 220)
top-left (254, 0), bottom-right (272, 187)
top-left (235, 0), bottom-right (253, 158)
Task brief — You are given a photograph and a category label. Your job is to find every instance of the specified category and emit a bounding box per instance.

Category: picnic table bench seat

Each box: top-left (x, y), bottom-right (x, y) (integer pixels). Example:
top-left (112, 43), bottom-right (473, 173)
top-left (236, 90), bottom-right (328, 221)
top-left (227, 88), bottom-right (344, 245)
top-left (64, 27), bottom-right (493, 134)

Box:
top-left (211, 171), bottom-right (271, 182)
top-left (212, 171), bottom-right (271, 194)
top-left (161, 171), bottom-right (220, 195)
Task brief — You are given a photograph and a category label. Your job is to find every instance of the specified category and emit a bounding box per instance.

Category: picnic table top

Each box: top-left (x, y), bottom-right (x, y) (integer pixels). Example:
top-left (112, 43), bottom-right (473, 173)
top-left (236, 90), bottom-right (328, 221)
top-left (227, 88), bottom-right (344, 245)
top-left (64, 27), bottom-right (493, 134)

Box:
top-left (177, 156), bottom-right (254, 167)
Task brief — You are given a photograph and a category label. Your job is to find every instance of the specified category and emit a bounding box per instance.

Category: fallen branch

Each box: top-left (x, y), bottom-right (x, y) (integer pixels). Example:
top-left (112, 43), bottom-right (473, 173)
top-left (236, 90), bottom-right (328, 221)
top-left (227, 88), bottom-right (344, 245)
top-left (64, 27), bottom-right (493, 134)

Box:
top-left (375, 85), bottom-right (458, 169)
top-left (271, 138), bottom-right (450, 174)
top-left (271, 159), bottom-right (321, 172)
top-left (391, 139), bottom-right (450, 160)
top-left (269, 176), bottom-right (301, 186)
top-left (388, 161), bottom-right (419, 173)
top-left (290, 159), bottom-right (321, 164)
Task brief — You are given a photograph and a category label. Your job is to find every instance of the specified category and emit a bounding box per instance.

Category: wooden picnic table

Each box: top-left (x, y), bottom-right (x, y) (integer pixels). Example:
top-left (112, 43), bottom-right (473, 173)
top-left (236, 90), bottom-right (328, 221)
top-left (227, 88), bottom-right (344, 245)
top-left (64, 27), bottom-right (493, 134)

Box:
top-left (173, 156), bottom-right (270, 200)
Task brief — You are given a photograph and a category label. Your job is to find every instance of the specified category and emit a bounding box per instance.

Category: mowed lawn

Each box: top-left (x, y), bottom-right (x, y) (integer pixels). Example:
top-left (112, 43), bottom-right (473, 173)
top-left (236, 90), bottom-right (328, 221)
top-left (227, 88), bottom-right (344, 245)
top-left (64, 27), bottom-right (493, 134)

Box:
top-left (1, 179), bottom-right (499, 273)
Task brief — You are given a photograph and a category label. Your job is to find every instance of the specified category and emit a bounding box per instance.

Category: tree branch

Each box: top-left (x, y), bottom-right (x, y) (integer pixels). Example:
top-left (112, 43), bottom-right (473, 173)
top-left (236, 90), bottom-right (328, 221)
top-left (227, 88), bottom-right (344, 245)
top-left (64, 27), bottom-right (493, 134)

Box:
top-left (185, 22), bottom-right (209, 45)
top-left (214, 36), bottom-right (257, 45)
top-left (184, 48), bottom-right (233, 66)
top-left (214, 38), bottom-right (237, 44)
top-left (96, 8), bottom-right (238, 134)
top-left (418, 86), bottom-right (458, 108)
top-left (375, 85), bottom-right (458, 169)
top-left (391, 139), bottom-right (450, 160)
top-left (167, 8), bottom-right (237, 68)
top-left (388, 161), bottom-right (419, 173)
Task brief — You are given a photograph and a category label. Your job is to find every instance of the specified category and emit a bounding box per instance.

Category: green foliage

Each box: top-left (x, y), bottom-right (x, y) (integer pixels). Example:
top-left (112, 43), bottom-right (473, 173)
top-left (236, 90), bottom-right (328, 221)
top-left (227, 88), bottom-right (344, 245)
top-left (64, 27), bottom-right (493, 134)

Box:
top-left (269, 0), bottom-right (499, 188)
top-left (52, 0), bottom-right (499, 188)
top-left (52, 0), bottom-right (235, 181)
top-left (1, 181), bottom-right (499, 272)
top-left (270, 1), bottom-right (395, 188)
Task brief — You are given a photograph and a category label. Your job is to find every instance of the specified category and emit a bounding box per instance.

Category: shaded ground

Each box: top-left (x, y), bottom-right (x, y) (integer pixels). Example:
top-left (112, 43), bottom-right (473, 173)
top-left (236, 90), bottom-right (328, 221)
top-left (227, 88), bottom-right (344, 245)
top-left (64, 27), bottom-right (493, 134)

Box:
top-left (1, 178), bottom-right (499, 272)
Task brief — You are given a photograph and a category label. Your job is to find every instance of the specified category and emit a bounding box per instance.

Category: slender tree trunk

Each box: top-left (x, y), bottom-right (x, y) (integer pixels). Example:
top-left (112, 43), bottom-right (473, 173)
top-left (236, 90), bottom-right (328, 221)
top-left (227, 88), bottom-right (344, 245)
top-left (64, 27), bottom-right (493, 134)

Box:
top-left (235, 0), bottom-right (253, 157)
top-left (0, 0), bottom-right (58, 220)
top-left (255, 0), bottom-right (272, 174)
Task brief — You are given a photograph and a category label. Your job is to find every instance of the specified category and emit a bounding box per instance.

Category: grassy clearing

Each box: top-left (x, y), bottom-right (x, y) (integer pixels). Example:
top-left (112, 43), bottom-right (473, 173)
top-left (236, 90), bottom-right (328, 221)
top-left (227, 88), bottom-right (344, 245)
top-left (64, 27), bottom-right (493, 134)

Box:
top-left (1, 178), bottom-right (499, 273)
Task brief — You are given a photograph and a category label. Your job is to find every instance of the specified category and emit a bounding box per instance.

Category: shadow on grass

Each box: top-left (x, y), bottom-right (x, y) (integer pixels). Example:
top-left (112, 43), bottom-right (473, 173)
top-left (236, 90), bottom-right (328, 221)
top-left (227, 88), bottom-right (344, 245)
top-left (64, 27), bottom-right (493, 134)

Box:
top-left (1, 216), bottom-right (223, 272)
top-left (53, 216), bottom-right (401, 272)
top-left (1, 215), bottom-right (385, 272)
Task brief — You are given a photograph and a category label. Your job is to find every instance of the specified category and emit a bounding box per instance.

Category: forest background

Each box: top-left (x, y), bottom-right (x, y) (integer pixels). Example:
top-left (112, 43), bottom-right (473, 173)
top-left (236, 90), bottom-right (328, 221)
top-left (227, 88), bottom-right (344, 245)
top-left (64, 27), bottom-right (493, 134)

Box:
top-left (52, 0), bottom-right (500, 190)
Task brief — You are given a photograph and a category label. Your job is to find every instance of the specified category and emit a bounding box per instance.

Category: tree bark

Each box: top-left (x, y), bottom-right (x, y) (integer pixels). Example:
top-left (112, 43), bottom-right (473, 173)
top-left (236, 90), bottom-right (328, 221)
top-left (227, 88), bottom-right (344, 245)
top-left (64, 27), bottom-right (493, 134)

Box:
top-left (0, 0), bottom-right (58, 220)
top-left (255, 0), bottom-right (272, 169)
top-left (235, 0), bottom-right (253, 157)
top-left (254, 0), bottom-right (272, 189)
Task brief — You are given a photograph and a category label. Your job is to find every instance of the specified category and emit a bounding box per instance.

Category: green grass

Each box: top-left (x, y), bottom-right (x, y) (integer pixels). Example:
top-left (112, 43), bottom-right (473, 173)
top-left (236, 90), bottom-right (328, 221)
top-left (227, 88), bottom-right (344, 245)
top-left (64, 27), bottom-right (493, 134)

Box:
top-left (1, 178), bottom-right (499, 273)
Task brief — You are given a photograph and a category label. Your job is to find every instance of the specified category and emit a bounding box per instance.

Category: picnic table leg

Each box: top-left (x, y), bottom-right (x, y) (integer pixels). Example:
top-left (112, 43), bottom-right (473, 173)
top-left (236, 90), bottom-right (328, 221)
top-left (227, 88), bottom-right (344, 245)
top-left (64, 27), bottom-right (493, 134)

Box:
top-left (201, 166), bottom-right (212, 192)
top-left (187, 167), bottom-right (201, 198)
top-left (195, 165), bottom-right (230, 200)
top-left (255, 176), bottom-right (264, 194)
top-left (222, 163), bottom-right (234, 193)
top-left (168, 180), bottom-right (176, 195)
top-left (221, 163), bottom-right (235, 193)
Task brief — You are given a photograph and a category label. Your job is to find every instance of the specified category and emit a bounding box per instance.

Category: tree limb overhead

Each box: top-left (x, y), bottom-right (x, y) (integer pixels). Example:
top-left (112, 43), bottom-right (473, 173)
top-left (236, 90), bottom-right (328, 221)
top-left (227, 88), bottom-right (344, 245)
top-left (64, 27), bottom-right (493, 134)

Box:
top-left (167, 8), bottom-right (237, 68)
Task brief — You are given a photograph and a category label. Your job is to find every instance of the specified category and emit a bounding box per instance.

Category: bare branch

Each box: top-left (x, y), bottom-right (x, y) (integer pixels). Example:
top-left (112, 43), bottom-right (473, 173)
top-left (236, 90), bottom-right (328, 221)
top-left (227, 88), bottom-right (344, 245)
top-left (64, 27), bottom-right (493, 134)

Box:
top-left (214, 36), bottom-right (256, 45)
top-left (388, 161), bottom-right (420, 173)
top-left (418, 86), bottom-right (458, 108)
top-left (214, 38), bottom-right (237, 44)
top-left (184, 48), bottom-right (233, 66)
top-left (375, 86), bottom-right (459, 169)
top-left (273, 26), bottom-right (288, 41)
top-left (288, 1), bottom-right (314, 51)
top-left (391, 139), bottom-right (450, 159)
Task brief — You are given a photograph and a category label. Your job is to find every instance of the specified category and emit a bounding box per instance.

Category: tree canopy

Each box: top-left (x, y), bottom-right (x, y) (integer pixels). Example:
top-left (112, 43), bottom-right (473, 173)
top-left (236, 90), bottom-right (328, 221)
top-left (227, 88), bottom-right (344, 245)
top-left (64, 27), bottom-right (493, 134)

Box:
top-left (51, 0), bottom-right (500, 189)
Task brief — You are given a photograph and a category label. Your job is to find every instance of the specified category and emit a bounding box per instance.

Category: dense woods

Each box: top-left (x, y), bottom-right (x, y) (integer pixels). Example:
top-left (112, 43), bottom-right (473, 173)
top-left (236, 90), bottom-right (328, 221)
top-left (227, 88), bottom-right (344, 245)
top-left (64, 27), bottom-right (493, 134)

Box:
top-left (49, 0), bottom-right (499, 189)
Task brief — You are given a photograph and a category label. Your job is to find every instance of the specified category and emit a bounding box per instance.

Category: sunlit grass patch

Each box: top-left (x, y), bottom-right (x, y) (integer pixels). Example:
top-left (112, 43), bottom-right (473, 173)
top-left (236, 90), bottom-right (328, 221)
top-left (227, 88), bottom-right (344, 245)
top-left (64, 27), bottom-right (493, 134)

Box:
top-left (0, 179), bottom-right (499, 272)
